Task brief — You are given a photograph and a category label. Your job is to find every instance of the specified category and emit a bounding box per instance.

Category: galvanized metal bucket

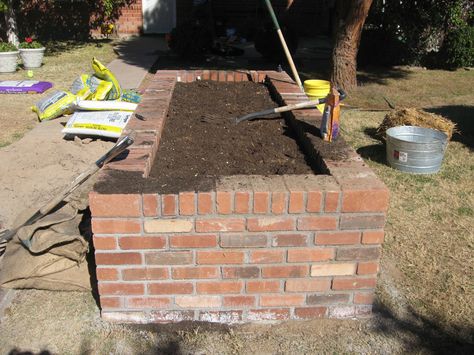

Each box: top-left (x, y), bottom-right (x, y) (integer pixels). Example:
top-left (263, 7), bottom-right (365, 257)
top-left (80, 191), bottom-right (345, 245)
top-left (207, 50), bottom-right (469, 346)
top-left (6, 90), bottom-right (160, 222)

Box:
top-left (386, 126), bottom-right (448, 174)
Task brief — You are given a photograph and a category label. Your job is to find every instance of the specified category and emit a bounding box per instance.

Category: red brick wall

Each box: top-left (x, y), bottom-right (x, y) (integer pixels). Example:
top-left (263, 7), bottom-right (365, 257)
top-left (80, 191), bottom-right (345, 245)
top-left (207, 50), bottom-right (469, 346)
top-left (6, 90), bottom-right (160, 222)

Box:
top-left (116, 0), bottom-right (143, 35)
top-left (90, 70), bottom-right (389, 323)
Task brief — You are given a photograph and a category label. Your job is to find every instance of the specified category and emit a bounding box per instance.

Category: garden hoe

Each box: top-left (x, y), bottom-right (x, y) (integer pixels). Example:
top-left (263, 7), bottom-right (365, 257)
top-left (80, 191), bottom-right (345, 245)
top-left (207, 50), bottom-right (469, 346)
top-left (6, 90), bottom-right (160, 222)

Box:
top-left (0, 135), bottom-right (134, 256)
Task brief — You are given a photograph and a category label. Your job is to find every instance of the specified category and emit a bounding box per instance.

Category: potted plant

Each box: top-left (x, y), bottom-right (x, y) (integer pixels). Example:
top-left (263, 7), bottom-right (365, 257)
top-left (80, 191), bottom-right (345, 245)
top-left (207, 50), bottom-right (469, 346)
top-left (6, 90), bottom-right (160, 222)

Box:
top-left (0, 42), bottom-right (19, 73)
top-left (18, 37), bottom-right (45, 69)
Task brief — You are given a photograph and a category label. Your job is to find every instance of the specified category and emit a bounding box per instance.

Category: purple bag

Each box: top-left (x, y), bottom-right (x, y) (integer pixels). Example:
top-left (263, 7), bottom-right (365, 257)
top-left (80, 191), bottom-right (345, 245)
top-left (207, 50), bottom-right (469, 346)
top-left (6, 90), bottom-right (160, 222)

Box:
top-left (0, 81), bottom-right (53, 94)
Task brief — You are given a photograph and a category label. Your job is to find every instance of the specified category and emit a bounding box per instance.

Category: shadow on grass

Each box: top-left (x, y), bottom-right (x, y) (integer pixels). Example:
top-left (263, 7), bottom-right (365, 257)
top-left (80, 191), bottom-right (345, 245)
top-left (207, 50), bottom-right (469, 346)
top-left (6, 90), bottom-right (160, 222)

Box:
top-left (373, 303), bottom-right (474, 354)
top-left (43, 39), bottom-right (114, 57)
top-left (357, 66), bottom-right (412, 86)
top-left (426, 105), bottom-right (474, 150)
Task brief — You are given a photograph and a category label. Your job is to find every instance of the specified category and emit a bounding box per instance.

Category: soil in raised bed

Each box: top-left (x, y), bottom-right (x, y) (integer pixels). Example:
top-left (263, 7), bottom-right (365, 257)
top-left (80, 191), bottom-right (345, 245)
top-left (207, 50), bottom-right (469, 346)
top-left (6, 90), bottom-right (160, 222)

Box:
top-left (95, 81), bottom-right (329, 194)
top-left (146, 81), bottom-right (316, 193)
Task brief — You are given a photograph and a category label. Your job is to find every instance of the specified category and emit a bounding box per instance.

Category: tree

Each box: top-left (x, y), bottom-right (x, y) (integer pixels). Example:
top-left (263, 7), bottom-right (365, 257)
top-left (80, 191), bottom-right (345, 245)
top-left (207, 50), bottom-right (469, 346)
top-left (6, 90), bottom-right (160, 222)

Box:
top-left (1, 0), bottom-right (19, 46)
top-left (330, 0), bottom-right (373, 91)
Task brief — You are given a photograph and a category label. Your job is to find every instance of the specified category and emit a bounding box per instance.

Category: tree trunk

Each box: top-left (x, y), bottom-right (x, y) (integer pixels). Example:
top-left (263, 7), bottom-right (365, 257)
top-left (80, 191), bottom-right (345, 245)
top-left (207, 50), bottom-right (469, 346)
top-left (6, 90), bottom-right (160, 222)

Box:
top-left (4, 0), bottom-right (19, 46)
top-left (331, 0), bottom-right (373, 91)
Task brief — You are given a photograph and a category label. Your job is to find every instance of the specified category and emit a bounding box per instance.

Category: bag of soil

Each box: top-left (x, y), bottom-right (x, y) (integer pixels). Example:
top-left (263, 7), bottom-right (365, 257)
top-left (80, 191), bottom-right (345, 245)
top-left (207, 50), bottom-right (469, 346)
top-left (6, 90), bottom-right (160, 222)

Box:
top-left (91, 57), bottom-right (122, 100)
top-left (32, 90), bottom-right (76, 121)
top-left (62, 111), bottom-right (132, 138)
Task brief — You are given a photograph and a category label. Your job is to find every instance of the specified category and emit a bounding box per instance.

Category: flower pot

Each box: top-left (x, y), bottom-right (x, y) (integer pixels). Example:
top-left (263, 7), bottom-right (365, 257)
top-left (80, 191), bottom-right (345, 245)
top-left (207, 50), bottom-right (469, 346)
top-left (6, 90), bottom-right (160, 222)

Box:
top-left (0, 51), bottom-right (19, 73)
top-left (19, 47), bottom-right (45, 69)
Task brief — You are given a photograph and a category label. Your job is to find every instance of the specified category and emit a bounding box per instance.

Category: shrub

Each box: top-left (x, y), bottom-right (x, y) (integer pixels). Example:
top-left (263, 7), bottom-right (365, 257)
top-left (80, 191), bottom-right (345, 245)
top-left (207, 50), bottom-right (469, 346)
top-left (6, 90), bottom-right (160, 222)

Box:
top-left (439, 25), bottom-right (474, 68)
top-left (169, 21), bottom-right (213, 58)
top-left (0, 42), bottom-right (17, 52)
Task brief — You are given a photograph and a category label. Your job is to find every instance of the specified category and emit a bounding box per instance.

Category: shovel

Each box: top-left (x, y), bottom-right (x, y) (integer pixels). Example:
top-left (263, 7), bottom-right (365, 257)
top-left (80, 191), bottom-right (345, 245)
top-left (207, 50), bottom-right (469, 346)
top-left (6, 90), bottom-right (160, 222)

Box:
top-left (0, 135), bottom-right (134, 254)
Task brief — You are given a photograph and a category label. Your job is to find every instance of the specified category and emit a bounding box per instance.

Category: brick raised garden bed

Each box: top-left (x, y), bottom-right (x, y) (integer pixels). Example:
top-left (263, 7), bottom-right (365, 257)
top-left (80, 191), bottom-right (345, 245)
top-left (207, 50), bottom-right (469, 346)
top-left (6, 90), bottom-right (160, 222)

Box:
top-left (89, 69), bottom-right (389, 324)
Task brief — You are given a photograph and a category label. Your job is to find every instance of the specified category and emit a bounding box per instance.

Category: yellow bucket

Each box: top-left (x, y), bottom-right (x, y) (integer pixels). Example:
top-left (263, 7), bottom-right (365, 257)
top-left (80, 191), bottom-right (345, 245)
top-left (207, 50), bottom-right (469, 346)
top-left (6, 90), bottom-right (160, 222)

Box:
top-left (304, 79), bottom-right (331, 113)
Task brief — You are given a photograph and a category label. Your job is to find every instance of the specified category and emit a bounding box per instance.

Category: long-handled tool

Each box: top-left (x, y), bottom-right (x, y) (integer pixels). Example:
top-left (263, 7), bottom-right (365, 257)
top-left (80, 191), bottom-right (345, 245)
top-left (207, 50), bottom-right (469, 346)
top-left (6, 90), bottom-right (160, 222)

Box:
top-left (263, 0), bottom-right (303, 90)
top-left (0, 135), bottom-right (134, 254)
top-left (235, 99), bottom-right (325, 124)
top-left (235, 89), bottom-right (347, 124)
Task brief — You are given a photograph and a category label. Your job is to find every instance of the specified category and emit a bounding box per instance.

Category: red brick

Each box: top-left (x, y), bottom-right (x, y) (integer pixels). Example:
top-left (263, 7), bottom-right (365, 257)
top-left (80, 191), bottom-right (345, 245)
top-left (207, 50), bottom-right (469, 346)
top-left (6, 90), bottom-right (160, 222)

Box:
top-left (294, 307), bottom-right (327, 319)
top-left (306, 191), bottom-right (322, 212)
top-left (340, 215), bottom-right (386, 230)
top-left (336, 247), bottom-right (381, 261)
top-left (95, 252), bottom-right (141, 265)
top-left (247, 308), bottom-right (290, 321)
top-left (262, 265), bottom-right (308, 278)
top-left (222, 266), bottom-right (260, 278)
top-left (297, 216), bottom-right (337, 231)
top-left (146, 251), bottom-right (193, 265)
top-left (99, 283), bottom-right (144, 296)
top-left (354, 292), bottom-right (375, 304)
top-left (197, 251), bottom-right (244, 264)
top-left (307, 293), bottom-right (351, 305)
top-left (202, 70), bottom-right (210, 80)
top-left (176, 296), bottom-right (221, 308)
top-left (357, 262), bottom-right (379, 275)
top-left (216, 191), bottom-right (232, 214)
top-left (226, 71), bottom-right (235, 82)
top-left (218, 70), bottom-right (226, 82)
top-left (197, 192), bottom-right (213, 214)
top-left (289, 191), bottom-right (305, 213)
top-left (96, 268), bottom-right (119, 281)
top-left (342, 189), bottom-right (389, 212)
top-left (93, 236), bottom-right (117, 250)
top-left (234, 191), bottom-right (250, 213)
top-left (315, 232), bottom-right (360, 245)
top-left (362, 230), bottom-right (385, 244)
top-left (287, 248), bottom-right (334, 262)
top-left (271, 191), bottom-right (287, 214)
top-left (90, 194), bottom-right (141, 217)
top-left (253, 191), bottom-right (270, 214)
top-left (100, 297), bottom-right (121, 309)
top-left (260, 294), bottom-right (305, 307)
top-left (250, 250), bottom-right (285, 263)
top-left (143, 194), bottom-right (159, 216)
top-left (325, 191), bottom-right (340, 212)
top-left (170, 234), bottom-right (217, 248)
top-left (220, 234), bottom-right (267, 248)
top-left (210, 71), bottom-right (218, 81)
top-left (162, 194), bottom-right (177, 216)
top-left (272, 234), bottom-right (307, 247)
top-left (247, 217), bottom-right (295, 232)
top-left (148, 282), bottom-right (193, 295)
top-left (122, 268), bottom-right (169, 281)
top-left (196, 218), bottom-right (245, 232)
top-left (172, 266), bottom-right (219, 279)
top-left (246, 280), bottom-right (280, 293)
top-left (127, 297), bottom-right (171, 309)
top-left (332, 277), bottom-right (377, 290)
top-left (197, 281), bottom-right (243, 294)
top-left (92, 219), bottom-right (141, 234)
top-left (285, 279), bottom-right (331, 292)
top-left (119, 236), bottom-right (166, 249)
top-left (223, 295), bottom-right (256, 307)
top-left (179, 192), bottom-right (195, 215)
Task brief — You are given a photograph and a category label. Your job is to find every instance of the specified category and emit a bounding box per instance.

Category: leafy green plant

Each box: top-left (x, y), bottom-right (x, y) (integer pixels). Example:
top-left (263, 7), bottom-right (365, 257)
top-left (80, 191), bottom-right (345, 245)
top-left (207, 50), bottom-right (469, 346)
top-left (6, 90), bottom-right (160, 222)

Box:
top-left (439, 25), bottom-right (474, 68)
top-left (18, 37), bottom-right (43, 49)
top-left (0, 42), bottom-right (17, 52)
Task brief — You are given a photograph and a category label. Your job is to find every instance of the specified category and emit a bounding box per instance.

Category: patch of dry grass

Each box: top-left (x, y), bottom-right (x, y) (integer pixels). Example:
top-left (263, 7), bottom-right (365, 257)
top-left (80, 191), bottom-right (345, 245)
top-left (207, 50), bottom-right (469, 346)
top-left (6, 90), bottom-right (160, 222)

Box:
top-left (0, 40), bottom-right (117, 147)
top-left (340, 98), bottom-right (474, 339)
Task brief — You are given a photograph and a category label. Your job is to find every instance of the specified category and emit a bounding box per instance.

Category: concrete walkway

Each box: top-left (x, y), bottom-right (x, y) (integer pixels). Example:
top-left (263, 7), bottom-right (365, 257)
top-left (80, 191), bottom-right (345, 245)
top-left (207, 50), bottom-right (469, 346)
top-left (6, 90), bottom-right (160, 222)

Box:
top-left (109, 35), bottom-right (164, 89)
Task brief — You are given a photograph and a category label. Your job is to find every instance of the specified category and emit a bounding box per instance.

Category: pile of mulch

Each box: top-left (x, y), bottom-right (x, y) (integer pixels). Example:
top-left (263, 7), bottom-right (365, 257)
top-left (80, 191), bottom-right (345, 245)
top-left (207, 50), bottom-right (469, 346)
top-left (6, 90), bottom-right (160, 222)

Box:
top-left (376, 108), bottom-right (456, 140)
